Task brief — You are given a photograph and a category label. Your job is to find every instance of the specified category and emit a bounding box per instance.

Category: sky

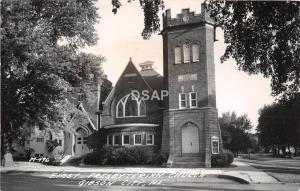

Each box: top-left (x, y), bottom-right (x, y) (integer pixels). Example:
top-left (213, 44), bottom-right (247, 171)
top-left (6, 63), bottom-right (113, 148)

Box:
top-left (84, 0), bottom-right (275, 130)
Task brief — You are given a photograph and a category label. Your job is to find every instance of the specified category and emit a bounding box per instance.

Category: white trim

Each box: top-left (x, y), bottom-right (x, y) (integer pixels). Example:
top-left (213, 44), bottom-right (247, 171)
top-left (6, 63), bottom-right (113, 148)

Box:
top-left (211, 136), bottom-right (220, 154)
top-left (106, 135), bottom-right (113, 145)
top-left (192, 44), bottom-right (200, 62)
top-left (104, 123), bottom-right (159, 129)
top-left (146, 134), bottom-right (154, 145)
top-left (116, 93), bottom-right (146, 118)
top-left (175, 46), bottom-right (182, 64)
top-left (179, 93), bottom-right (187, 109)
top-left (113, 135), bottom-right (120, 146)
top-left (78, 103), bottom-right (97, 130)
top-left (183, 43), bottom-right (190, 64)
top-left (122, 134), bottom-right (130, 145)
top-left (133, 134), bottom-right (142, 145)
top-left (189, 92), bottom-right (198, 108)
top-left (104, 60), bottom-right (153, 106)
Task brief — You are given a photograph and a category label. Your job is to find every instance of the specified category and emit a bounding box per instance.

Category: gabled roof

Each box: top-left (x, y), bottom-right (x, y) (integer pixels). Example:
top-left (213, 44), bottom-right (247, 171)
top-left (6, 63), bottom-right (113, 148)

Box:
top-left (104, 58), bottom-right (162, 105)
top-left (65, 103), bottom-right (97, 133)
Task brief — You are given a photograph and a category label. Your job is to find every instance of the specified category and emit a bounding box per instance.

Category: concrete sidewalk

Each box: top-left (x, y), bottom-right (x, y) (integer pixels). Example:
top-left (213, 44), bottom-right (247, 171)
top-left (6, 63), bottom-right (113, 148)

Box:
top-left (0, 160), bottom-right (278, 184)
top-left (237, 157), bottom-right (300, 169)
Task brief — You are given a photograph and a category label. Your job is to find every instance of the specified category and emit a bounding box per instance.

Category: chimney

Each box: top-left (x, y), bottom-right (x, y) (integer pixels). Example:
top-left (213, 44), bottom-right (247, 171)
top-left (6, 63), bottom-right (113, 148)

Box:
top-left (139, 61), bottom-right (154, 71)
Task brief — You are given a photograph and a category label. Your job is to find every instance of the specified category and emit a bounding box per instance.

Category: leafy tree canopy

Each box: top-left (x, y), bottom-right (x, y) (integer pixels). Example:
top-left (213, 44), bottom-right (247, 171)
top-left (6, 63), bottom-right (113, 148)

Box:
top-left (111, 0), bottom-right (165, 39)
top-left (257, 101), bottom-right (300, 155)
top-left (219, 111), bottom-right (253, 132)
top-left (118, 0), bottom-right (299, 102)
top-left (219, 112), bottom-right (253, 155)
top-left (208, 1), bottom-right (300, 102)
top-left (1, 0), bottom-right (103, 149)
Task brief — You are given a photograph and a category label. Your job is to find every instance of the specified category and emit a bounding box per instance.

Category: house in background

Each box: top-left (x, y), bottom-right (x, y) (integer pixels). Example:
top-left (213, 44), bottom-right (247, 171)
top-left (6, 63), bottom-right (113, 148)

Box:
top-left (13, 77), bottom-right (112, 159)
top-left (63, 78), bottom-right (112, 157)
top-left (12, 125), bottom-right (64, 159)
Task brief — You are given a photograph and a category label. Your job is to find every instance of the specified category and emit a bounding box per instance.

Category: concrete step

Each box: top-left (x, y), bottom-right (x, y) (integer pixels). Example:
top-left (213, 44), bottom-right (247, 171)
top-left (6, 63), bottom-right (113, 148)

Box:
top-left (172, 161), bottom-right (205, 168)
top-left (172, 154), bottom-right (205, 168)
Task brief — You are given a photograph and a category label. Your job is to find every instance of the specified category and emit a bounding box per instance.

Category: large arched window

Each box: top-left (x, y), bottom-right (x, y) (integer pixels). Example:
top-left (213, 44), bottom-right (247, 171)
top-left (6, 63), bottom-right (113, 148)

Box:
top-left (183, 43), bottom-right (190, 63)
top-left (116, 94), bottom-right (146, 118)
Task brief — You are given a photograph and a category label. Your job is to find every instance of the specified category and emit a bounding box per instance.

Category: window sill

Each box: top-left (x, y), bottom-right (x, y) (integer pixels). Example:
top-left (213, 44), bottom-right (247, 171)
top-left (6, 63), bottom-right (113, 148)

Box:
top-left (116, 115), bottom-right (146, 119)
top-left (179, 107), bottom-right (187, 109)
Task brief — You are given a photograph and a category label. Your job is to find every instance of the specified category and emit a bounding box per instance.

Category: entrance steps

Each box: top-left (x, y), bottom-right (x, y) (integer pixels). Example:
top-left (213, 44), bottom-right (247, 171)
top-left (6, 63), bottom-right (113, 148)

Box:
top-left (61, 155), bottom-right (82, 166)
top-left (172, 153), bottom-right (205, 168)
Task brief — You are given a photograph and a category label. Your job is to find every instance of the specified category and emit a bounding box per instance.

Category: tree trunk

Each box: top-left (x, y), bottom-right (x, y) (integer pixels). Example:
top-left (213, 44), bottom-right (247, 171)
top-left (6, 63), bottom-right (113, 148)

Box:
top-left (281, 146), bottom-right (286, 157)
top-left (272, 146), bottom-right (276, 156)
top-left (294, 147), bottom-right (298, 157)
top-left (1, 132), bottom-right (14, 167)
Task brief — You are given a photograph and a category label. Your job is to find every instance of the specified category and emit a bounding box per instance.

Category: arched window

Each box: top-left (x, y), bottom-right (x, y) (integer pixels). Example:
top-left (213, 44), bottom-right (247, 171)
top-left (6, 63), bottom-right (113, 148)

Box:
top-left (140, 100), bottom-right (146, 116)
top-left (125, 97), bottom-right (138, 116)
top-left (175, 46), bottom-right (181, 64)
top-left (183, 43), bottom-right (190, 63)
top-left (192, 44), bottom-right (199, 62)
top-left (116, 94), bottom-right (146, 118)
top-left (116, 96), bottom-right (127, 118)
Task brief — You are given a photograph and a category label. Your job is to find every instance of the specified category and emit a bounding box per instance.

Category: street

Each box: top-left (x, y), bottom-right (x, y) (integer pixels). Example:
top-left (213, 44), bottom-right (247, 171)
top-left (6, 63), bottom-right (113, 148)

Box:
top-left (1, 170), bottom-right (300, 191)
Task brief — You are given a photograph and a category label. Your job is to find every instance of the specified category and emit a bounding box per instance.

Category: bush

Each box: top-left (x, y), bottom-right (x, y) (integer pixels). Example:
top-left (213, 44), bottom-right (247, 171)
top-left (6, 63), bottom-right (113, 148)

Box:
top-left (211, 151), bottom-right (234, 167)
top-left (225, 152), bottom-right (234, 164)
top-left (148, 153), bottom-right (169, 165)
top-left (83, 146), bottom-right (168, 166)
top-left (83, 152), bottom-right (100, 165)
top-left (25, 148), bottom-right (35, 160)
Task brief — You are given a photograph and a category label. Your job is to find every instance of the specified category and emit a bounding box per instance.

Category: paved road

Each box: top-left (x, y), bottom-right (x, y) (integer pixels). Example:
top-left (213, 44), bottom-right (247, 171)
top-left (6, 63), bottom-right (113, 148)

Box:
top-left (1, 171), bottom-right (300, 191)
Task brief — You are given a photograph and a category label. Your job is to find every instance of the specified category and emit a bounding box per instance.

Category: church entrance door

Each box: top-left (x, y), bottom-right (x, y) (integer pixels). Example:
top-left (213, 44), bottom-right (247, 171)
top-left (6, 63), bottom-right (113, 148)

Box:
top-left (182, 122), bottom-right (199, 154)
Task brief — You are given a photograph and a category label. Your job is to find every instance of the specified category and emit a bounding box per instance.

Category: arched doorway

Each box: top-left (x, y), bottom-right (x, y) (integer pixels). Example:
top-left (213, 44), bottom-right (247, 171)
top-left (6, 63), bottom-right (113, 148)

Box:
top-left (182, 122), bottom-right (199, 154)
top-left (75, 127), bottom-right (89, 156)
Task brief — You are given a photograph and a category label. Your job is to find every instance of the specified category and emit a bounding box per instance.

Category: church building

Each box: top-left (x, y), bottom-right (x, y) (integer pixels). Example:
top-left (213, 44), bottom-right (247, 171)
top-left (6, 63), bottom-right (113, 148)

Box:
top-left (100, 3), bottom-right (222, 167)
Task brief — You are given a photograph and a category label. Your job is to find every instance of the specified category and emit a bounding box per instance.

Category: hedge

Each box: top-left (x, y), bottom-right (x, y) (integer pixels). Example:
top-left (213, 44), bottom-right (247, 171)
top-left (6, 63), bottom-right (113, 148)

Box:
top-left (211, 151), bottom-right (234, 167)
top-left (83, 146), bottom-right (168, 166)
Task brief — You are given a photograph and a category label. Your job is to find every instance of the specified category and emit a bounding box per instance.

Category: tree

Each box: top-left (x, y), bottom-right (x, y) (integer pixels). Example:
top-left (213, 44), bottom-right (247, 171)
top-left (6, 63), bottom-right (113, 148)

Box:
top-left (1, 0), bottom-right (103, 159)
top-left (111, 0), bottom-right (165, 39)
top-left (117, 1), bottom-right (299, 102)
top-left (219, 112), bottom-right (253, 156)
top-left (207, 1), bottom-right (300, 102)
top-left (257, 102), bottom-right (300, 156)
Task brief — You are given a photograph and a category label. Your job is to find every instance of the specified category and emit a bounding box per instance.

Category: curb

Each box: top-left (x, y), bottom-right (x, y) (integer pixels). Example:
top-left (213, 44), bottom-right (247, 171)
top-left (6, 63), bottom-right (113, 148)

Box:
top-left (204, 174), bottom-right (249, 184)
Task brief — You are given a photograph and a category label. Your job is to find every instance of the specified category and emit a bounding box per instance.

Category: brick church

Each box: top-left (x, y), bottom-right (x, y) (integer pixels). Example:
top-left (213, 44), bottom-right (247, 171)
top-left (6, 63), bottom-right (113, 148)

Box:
top-left (100, 3), bottom-right (222, 167)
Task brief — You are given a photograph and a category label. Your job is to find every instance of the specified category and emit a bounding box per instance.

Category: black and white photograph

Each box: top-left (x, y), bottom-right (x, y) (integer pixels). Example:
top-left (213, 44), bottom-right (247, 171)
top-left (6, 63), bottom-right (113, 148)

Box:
top-left (1, 0), bottom-right (300, 190)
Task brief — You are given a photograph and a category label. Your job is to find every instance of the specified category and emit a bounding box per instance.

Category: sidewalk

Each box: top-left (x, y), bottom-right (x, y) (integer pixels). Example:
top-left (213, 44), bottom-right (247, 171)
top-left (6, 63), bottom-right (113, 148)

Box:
top-left (237, 157), bottom-right (300, 169)
top-left (0, 160), bottom-right (278, 184)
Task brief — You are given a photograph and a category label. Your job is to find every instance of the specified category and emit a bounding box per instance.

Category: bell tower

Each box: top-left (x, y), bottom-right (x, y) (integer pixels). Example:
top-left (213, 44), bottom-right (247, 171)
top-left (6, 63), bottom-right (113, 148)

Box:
top-left (161, 3), bottom-right (222, 167)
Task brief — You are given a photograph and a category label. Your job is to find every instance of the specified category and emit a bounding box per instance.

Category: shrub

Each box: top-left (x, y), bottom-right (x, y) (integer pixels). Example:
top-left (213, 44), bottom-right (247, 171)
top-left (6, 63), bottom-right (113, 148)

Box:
top-left (225, 152), bottom-right (234, 164)
top-left (83, 146), bottom-right (168, 166)
top-left (83, 152), bottom-right (100, 165)
top-left (211, 151), bottom-right (234, 167)
top-left (25, 148), bottom-right (35, 160)
top-left (52, 146), bottom-right (64, 161)
top-left (149, 153), bottom-right (168, 165)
